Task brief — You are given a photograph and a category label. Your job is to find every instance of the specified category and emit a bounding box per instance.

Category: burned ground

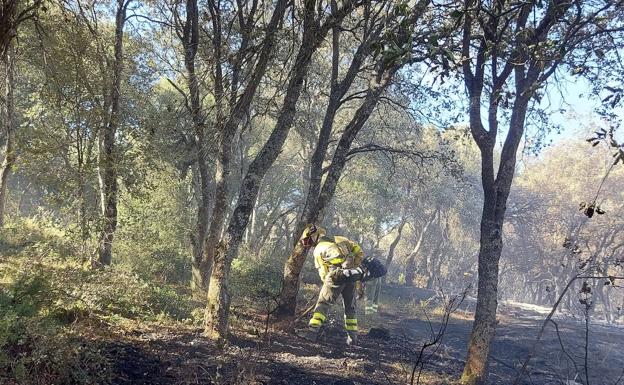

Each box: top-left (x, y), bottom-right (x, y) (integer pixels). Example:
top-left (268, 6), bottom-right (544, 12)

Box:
top-left (96, 285), bottom-right (624, 385)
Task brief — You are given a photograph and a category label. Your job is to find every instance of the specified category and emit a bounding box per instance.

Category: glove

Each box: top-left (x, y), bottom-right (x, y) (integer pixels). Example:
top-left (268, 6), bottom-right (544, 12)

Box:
top-left (330, 266), bottom-right (370, 284)
top-left (361, 257), bottom-right (387, 281)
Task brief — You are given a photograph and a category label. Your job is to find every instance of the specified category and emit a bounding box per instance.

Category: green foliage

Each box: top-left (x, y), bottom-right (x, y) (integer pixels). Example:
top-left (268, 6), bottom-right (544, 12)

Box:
top-left (231, 249), bottom-right (283, 301)
top-left (0, 262), bottom-right (111, 385)
top-left (115, 164), bottom-right (193, 285)
top-left (0, 214), bottom-right (80, 259)
top-left (0, 246), bottom-right (197, 383)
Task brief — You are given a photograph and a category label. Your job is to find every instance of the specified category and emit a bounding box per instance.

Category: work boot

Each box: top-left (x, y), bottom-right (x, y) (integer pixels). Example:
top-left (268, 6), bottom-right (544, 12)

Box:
top-left (346, 331), bottom-right (358, 346)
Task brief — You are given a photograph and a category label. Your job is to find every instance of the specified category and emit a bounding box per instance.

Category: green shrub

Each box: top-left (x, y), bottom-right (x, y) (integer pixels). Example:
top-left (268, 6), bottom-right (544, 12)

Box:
top-left (0, 214), bottom-right (80, 259)
top-left (118, 248), bottom-right (191, 285)
top-left (0, 264), bottom-right (111, 385)
top-left (231, 253), bottom-right (283, 301)
top-left (114, 165), bottom-right (193, 285)
top-left (0, 253), bottom-right (196, 384)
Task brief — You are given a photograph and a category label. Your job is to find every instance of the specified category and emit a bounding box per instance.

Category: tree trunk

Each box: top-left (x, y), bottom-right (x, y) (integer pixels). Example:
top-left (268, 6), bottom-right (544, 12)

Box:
top-left (461, 208), bottom-right (503, 385)
top-left (200, 0), bottom-right (290, 288)
top-left (97, 0), bottom-right (128, 266)
top-left (404, 210), bottom-right (437, 286)
top-left (458, 0), bottom-right (578, 381)
top-left (274, 1), bottom-right (408, 320)
top-left (276, 15), bottom-right (349, 319)
top-left (276, 76), bottom-right (393, 320)
top-left (181, 0), bottom-right (212, 291)
top-left (461, 96), bottom-right (529, 385)
top-left (0, 46), bottom-right (15, 228)
top-left (204, 0), bottom-right (339, 340)
top-left (373, 218), bottom-right (407, 305)
top-left (426, 244), bottom-right (443, 290)
top-left (191, 164), bottom-right (211, 291)
top-left (245, 190), bottom-right (261, 243)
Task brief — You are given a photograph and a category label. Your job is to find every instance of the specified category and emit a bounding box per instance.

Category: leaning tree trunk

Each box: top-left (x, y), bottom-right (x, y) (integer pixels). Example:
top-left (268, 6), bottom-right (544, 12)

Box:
top-left (274, 0), bottom-right (420, 321)
top-left (205, 0), bottom-right (366, 337)
top-left (274, 0), bottom-right (434, 315)
top-left (0, 46), bottom-right (15, 228)
top-left (277, 73), bottom-right (393, 321)
top-left (204, 0), bottom-right (327, 339)
top-left (279, 14), bottom-right (348, 295)
top-left (404, 210), bottom-right (437, 286)
top-left (97, 0), bottom-right (128, 265)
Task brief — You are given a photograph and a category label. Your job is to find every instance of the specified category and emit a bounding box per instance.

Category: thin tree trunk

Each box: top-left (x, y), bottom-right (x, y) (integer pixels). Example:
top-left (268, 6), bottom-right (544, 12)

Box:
top-left (180, 0), bottom-right (213, 291)
top-left (204, 0), bottom-right (360, 339)
top-left (203, 0), bottom-right (232, 280)
top-left (97, 0), bottom-right (128, 265)
top-left (276, 7), bottom-right (346, 318)
top-left (245, 191), bottom-right (260, 243)
top-left (0, 46), bottom-right (15, 228)
top-left (405, 210), bottom-right (437, 286)
top-left (373, 218), bottom-right (407, 305)
top-left (427, 221), bottom-right (449, 289)
top-left (275, 2), bottom-right (396, 320)
top-left (276, 72), bottom-right (395, 321)
top-left (202, 0), bottom-right (289, 284)
top-left (426, 245), bottom-right (442, 290)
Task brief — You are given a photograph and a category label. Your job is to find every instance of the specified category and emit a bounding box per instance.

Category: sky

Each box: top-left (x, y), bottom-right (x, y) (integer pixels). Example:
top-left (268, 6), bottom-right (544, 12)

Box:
top-left (542, 78), bottom-right (623, 144)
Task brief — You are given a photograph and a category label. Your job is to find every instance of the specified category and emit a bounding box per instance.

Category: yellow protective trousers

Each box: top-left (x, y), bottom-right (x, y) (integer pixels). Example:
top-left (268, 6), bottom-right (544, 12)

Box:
top-left (308, 273), bottom-right (357, 332)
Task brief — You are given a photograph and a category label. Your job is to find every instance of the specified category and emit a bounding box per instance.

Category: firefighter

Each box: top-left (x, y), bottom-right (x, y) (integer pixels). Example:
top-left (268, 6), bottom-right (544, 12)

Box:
top-left (301, 224), bottom-right (367, 346)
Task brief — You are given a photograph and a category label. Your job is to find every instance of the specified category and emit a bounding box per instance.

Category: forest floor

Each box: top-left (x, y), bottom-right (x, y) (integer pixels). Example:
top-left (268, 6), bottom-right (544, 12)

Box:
top-left (95, 285), bottom-right (624, 385)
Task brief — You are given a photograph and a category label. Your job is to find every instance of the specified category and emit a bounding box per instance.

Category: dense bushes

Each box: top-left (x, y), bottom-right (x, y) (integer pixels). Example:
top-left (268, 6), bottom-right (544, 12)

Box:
top-left (0, 262), bottom-right (111, 384)
top-left (231, 250), bottom-right (283, 301)
top-left (0, 224), bottom-right (199, 384)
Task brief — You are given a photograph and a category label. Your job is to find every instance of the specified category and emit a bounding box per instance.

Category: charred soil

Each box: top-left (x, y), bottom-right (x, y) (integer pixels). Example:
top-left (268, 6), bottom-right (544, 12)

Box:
top-left (92, 285), bottom-right (624, 385)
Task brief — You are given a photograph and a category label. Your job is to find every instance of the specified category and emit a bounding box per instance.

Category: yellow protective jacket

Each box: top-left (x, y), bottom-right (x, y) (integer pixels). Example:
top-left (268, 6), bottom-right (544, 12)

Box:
top-left (313, 235), bottom-right (363, 280)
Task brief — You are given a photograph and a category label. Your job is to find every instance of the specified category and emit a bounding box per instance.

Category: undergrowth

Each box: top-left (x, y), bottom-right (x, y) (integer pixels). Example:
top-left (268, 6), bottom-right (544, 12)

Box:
top-left (0, 226), bottom-right (200, 385)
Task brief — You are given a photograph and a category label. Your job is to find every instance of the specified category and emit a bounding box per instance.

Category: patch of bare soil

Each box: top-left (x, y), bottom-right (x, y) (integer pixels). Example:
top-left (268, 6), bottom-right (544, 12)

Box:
top-left (99, 286), bottom-right (624, 385)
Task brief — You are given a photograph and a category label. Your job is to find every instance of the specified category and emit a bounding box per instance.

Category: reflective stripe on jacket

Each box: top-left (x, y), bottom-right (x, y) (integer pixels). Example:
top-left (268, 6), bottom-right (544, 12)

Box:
top-left (313, 236), bottom-right (363, 280)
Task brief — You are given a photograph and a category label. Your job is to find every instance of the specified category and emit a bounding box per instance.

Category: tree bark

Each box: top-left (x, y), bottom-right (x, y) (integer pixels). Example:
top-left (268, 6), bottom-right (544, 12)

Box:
top-left (178, 0), bottom-right (212, 289)
top-left (373, 218), bottom-right (407, 305)
top-left (204, 0), bottom-right (354, 340)
top-left (0, 46), bottom-right (15, 228)
top-left (461, 95), bottom-right (530, 384)
top-left (97, 0), bottom-right (128, 265)
top-left (201, 0), bottom-right (289, 286)
top-left (0, 0), bottom-right (17, 59)
top-left (404, 210), bottom-right (437, 286)
top-left (1, 0), bottom-right (41, 58)
top-left (459, 0), bottom-right (575, 381)
top-left (203, 0), bottom-right (233, 281)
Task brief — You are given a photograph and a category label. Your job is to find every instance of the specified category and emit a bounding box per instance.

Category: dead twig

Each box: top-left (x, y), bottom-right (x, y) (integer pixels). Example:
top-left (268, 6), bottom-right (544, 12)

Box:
top-left (513, 275), bottom-right (624, 385)
top-left (409, 285), bottom-right (470, 385)
top-left (550, 319), bottom-right (581, 379)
